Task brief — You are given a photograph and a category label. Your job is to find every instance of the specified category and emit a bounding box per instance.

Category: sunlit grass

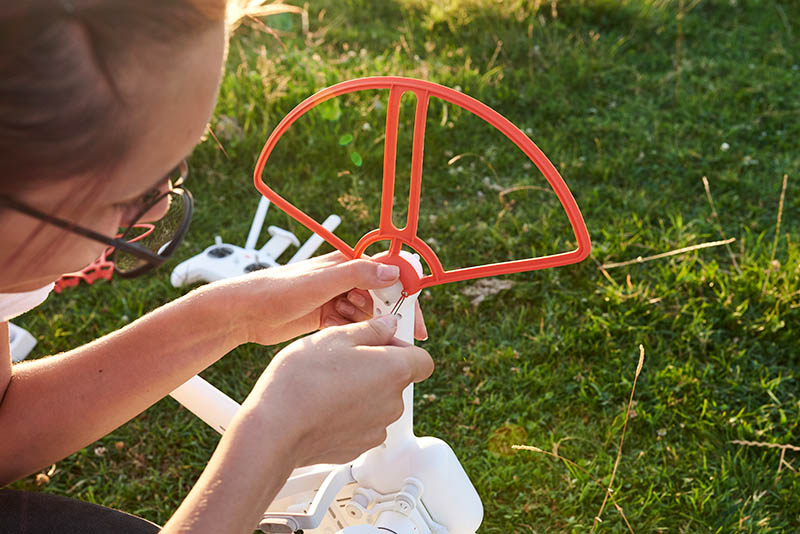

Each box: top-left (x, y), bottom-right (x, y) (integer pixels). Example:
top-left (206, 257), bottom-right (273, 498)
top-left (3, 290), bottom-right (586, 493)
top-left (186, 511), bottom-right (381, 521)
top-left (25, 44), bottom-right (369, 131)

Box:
top-left (11, 0), bottom-right (799, 532)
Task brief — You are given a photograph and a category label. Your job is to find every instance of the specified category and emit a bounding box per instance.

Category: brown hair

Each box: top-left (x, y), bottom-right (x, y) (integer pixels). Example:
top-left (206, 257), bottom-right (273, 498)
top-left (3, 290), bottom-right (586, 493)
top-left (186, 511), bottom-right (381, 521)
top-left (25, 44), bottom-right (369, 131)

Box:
top-left (0, 0), bottom-right (227, 196)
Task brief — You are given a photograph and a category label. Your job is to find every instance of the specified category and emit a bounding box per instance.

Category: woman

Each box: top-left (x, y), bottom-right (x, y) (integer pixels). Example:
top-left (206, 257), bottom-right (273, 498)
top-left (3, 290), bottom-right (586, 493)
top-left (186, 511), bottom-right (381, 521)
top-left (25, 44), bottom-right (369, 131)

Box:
top-left (0, 1), bottom-right (433, 532)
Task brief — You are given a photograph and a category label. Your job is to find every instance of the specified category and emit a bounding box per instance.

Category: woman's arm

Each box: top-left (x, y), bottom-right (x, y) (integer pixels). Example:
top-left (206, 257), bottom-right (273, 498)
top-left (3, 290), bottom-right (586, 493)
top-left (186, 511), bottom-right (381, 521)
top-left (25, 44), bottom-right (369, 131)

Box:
top-left (0, 255), bottom-right (416, 484)
top-left (161, 406), bottom-right (299, 534)
top-left (0, 282), bottom-right (246, 484)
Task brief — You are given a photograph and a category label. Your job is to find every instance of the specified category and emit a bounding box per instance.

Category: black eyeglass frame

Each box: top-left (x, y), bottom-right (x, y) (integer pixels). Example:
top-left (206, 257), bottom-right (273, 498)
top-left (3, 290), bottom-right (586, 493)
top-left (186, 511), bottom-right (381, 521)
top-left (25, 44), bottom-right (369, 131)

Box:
top-left (0, 160), bottom-right (193, 278)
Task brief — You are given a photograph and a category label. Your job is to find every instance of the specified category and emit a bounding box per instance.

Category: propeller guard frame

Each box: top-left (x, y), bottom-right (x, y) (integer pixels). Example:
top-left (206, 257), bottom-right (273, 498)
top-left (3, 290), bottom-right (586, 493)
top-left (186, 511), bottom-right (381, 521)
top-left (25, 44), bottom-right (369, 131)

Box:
top-left (254, 76), bottom-right (590, 293)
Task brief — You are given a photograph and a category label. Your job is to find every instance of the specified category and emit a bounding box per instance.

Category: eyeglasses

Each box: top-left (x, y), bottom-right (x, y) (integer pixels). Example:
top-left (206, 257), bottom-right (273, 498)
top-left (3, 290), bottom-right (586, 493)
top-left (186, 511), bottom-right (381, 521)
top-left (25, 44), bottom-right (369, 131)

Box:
top-left (0, 160), bottom-right (193, 278)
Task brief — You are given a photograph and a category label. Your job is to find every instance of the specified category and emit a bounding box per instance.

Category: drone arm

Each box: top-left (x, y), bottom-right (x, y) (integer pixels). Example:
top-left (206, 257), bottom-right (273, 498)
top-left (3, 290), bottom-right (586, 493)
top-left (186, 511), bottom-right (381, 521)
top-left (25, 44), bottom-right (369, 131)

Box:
top-left (258, 464), bottom-right (356, 533)
top-left (161, 402), bottom-right (298, 534)
top-left (169, 375), bottom-right (240, 434)
top-left (371, 282), bottom-right (418, 449)
top-left (245, 197), bottom-right (271, 250)
top-left (288, 214), bottom-right (342, 264)
top-left (259, 226), bottom-right (300, 260)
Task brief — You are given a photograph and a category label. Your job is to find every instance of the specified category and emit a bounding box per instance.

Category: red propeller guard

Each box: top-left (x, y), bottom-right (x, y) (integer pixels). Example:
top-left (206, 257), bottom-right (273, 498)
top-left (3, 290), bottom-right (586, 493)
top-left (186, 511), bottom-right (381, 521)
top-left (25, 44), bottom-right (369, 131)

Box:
top-left (254, 77), bottom-right (590, 293)
top-left (54, 223), bottom-right (157, 294)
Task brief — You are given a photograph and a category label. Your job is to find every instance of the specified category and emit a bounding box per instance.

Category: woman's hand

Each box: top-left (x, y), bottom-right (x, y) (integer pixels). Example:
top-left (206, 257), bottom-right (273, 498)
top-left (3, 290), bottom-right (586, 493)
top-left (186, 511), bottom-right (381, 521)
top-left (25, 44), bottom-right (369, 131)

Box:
top-left (212, 252), bottom-right (427, 346)
top-left (239, 315), bottom-right (434, 467)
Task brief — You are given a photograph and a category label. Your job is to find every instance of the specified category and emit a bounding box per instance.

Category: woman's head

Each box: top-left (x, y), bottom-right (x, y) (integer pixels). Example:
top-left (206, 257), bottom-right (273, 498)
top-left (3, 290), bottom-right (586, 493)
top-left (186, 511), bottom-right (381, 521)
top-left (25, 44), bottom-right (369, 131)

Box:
top-left (0, 0), bottom-right (228, 291)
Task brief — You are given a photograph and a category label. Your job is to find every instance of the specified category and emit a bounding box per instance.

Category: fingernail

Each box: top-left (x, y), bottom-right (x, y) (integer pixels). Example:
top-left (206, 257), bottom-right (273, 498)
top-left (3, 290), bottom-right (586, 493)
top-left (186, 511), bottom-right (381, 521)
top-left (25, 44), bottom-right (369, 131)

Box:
top-left (376, 314), bottom-right (398, 330)
top-left (377, 264), bottom-right (400, 281)
top-left (420, 322), bottom-right (428, 341)
top-left (336, 300), bottom-right (356, 316)
top-left (347, 292), bottom-right (367, 308)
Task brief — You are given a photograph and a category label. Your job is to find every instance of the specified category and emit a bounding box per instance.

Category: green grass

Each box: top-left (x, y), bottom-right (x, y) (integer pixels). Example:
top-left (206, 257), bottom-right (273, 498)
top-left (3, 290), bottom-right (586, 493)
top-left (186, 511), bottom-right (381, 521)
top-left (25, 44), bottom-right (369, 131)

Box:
top-left (10, 0), bottom-right (800, 532)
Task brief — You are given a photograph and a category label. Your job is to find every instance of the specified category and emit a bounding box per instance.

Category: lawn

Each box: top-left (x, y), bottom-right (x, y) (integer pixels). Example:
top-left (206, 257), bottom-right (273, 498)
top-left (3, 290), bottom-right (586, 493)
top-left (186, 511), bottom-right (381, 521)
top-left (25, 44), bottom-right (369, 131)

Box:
top-left (10, 0), bottom-right (800, 532)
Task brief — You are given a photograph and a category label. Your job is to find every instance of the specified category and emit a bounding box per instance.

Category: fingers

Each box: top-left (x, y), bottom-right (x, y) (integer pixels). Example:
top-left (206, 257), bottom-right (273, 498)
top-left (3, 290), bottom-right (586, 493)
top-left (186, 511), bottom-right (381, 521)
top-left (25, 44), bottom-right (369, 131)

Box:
top-left (346, 289), bottom-right (372, 315)
top-left (320, 314), bottom-right (351, 328)
top-left (296, 250), bottom-right (349, 269)
top-left (409, 347), bottom-right (435, 382)
top-left (377, 344), bottom-right (435, 384)
top-left (340, 290), bottom-right (427, 341)
top-left (299, 259), bottom-right (401, 306)
top-left (414, 301), bottom-right (428, 341)
top-left (321, 318), bottom-right (434, 383)
top-left (325, 315), bottom-right (399, 347)
top-left (318, 293), bottom-right (372, 328)
top-left (336, 296), bottom-right (371, 322)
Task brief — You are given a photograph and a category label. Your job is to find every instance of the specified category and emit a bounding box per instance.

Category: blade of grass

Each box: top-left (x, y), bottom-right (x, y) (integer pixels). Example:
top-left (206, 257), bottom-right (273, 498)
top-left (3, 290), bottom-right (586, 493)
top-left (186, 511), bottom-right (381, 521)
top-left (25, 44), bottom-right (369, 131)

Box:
top-left (591, 344), bottom-right (645, 532)
top-left (702, 176), bottom-right (741, 274)
top-left (761, 174), bottom-right (789, 294)
top-left (599, 238), bottom-right (736, 270)
top-left (514, 344), bottom-right (646, 533)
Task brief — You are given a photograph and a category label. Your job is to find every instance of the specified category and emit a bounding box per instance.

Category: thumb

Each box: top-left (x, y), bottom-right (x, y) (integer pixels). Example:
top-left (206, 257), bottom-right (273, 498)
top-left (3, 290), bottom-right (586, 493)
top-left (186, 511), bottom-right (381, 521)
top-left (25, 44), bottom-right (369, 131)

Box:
top-left (305, 259), bottom-right (400, 303)
top-left (327, 315), bottom-right (399, 347)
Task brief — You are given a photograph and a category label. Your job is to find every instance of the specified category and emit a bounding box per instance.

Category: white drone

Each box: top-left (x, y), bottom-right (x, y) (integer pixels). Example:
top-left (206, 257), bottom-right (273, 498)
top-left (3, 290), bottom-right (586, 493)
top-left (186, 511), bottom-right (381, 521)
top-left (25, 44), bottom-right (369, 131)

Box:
top-left (170, 251), bottom-right (482, 534)
top-left (170, 76), bottom-right (591, 534)
top-left (9, 322), bottom-right (37, 363)
top-left (170, 196), bottom-right (341, 288)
